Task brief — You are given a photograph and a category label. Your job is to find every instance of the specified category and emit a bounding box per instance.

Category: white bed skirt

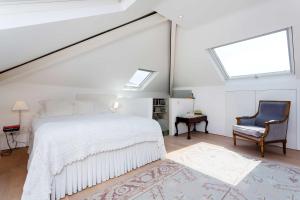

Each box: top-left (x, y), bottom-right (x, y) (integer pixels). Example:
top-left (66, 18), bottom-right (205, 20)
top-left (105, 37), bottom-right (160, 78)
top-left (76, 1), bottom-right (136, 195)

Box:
top-left (51, 142), bottom-right (162, 200)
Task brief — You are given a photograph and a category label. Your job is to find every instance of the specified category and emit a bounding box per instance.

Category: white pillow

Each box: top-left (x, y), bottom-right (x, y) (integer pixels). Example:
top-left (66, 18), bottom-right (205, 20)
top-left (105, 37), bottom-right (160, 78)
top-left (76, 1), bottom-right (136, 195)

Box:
top-left (41, 99), bottom-right (74, 117)
top-left (74, 101), bottom-right (95, 115)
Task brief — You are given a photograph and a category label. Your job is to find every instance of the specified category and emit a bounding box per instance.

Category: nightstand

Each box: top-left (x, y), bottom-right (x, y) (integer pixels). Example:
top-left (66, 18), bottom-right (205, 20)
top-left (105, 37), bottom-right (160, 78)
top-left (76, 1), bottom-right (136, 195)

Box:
top-left (1, 125), bottom-right (20, 156)
top-left (175, 115), bottom-right (208, 139)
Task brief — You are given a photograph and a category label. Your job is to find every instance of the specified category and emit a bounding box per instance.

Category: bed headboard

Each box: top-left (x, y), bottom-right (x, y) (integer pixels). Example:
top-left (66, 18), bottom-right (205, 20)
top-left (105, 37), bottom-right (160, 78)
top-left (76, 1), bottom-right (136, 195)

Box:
top-left (75, 94), bottom-right (152, 118)
top-left (75, 94), bottom-right (116, 110)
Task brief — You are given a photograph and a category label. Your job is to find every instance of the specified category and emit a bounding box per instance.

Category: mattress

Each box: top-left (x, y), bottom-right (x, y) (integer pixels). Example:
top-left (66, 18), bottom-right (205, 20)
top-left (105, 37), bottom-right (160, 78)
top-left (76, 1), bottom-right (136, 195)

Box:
top-left (22, 113), bottom-right (166, 200)
top-left (51, 142), bottom-right (161, 200)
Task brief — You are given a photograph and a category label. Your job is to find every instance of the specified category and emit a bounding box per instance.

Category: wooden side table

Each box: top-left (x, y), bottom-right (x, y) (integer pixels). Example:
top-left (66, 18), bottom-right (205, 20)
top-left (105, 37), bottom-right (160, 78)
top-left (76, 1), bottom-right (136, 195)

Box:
top-left (175, 115), bottom-right (208, 139)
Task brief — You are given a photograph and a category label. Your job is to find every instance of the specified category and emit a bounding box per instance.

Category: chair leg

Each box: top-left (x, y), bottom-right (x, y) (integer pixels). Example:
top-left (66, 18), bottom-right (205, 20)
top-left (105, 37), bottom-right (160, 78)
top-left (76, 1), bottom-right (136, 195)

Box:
top-left (283, 140), bottom-right (287, 155)
top-left (233, 133), bottom-right (237, 146)
top-left (259, 140), bottom-right (265, 157)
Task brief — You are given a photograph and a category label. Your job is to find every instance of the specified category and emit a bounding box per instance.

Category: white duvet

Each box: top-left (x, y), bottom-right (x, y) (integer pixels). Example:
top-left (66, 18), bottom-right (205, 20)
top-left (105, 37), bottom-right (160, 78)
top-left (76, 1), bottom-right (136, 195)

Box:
top-left (22, 113), bottom-right (166, 200)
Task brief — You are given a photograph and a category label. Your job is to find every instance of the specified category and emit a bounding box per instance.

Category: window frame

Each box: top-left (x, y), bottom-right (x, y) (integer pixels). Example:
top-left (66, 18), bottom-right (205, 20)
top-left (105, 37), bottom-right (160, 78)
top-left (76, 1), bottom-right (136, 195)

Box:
top-left (124, 68), bottom-right (156, 90)
top-left (208, 27), bottom-right (295, 80)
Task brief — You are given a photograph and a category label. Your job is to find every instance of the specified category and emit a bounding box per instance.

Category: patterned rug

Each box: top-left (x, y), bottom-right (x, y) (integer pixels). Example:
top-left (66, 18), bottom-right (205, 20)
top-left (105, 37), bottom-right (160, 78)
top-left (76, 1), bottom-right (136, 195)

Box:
top-left (83, 143), bottom-right (300, 200)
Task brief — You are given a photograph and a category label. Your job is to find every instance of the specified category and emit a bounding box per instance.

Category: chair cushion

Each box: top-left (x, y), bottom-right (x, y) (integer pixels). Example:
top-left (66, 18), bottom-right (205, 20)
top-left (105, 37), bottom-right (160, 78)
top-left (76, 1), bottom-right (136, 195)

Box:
top-left (233, 125), bottom-right (265, 138)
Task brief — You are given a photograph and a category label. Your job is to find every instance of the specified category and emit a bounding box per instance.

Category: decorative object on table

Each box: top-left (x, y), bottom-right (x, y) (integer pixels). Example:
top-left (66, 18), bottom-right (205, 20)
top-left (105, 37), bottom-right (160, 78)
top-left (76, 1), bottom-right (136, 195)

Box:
top-left (175, 115), bottom-right (208, 139)
top-left (1, 125), bottom-right (20, 156)
top-left (183, 112), bottom-right (195, 118)
top-left (233, 100), bottom-right (291, 157)
top-left (194, 109), bottom-right (203, 115)
top-left (12, 100), bottom-right (29, 125)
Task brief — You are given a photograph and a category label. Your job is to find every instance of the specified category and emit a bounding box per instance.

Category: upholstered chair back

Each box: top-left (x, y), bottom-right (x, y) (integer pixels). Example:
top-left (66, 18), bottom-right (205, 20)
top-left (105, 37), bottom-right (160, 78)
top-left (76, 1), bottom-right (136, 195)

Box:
top-left (255, 101), bottom-right (290, 127)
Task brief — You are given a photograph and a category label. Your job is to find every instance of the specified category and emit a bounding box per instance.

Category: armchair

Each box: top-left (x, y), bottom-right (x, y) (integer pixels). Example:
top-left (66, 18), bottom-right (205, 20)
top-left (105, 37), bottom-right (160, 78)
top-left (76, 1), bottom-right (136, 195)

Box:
top-left (233, 100), bottom-right (291, 157)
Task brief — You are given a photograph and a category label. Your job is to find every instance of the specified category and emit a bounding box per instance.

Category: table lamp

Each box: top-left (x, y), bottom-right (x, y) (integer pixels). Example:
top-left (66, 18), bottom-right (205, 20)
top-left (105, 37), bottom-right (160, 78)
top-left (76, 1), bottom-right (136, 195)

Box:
top-left (12, 101), bottom-right (29, 125)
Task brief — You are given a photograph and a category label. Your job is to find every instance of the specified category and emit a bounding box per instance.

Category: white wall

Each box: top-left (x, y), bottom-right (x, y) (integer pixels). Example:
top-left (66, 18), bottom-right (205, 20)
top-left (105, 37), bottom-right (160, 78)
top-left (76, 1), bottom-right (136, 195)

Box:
top-left (175, 76), bottom-right (300, 150)
top-left (0, 83), bottom-right (91, 150)
top-left (169, 98), bottom-right (193, 135)
top-left (0, 20), bottom-right (170, 150)
top-left (118, 98), bottom-right (153, 119)
top-left (225, 91), bottom-right (256, 138)
top-left (173, 0), bottom-right (300, 150)
top-left (75, 94), bottom-right (154, 119)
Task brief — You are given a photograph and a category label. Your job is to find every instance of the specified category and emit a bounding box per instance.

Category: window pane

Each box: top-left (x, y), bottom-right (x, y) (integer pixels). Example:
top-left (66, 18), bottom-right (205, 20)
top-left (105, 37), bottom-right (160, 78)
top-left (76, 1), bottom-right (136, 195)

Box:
top-left (126, 69), bottom-right (152, 87)
top-left (213, 30), bottom-right (291, 78)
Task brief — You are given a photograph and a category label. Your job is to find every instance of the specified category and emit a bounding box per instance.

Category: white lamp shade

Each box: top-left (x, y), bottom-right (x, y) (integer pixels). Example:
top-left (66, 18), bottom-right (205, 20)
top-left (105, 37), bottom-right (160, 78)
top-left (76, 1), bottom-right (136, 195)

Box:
top-left (12, 101), bottom-right (29, 111)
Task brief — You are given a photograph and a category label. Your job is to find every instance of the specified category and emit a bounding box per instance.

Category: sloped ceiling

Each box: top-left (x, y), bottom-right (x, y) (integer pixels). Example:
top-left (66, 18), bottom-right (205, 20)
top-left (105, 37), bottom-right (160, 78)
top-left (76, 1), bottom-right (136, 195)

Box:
top-left (0, 0), bottom-right (271, 73)
top-left (172, 0), bottom-right (300, 87)
top-left (155, 0), bottom-right (271, 28)
top-left (0, 0), bottom-right (136, 29)
top-left (16, 21), bottom-right (171, 93)
top-left (2, 0), bottom-right (298, 92)
top-left (0, 0), bottom-right (162, 71)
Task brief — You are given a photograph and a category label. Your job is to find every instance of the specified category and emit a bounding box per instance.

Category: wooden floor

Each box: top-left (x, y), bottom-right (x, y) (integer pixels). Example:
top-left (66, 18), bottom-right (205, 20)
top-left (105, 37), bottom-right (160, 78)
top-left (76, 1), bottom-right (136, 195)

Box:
top-left (1, 132), bottom-right (300, 200)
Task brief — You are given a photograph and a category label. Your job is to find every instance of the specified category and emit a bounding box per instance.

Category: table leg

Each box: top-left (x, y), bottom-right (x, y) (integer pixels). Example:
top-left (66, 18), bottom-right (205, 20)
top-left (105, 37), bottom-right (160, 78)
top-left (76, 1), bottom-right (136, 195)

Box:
top-left (175, 121), bottom-right (179, 136)
top-left (187, 123), bottom-right (191, 139)
top-left (193, 123), bottom-right (197, 132)
top-left (205, 120), bottom-right (209, 134)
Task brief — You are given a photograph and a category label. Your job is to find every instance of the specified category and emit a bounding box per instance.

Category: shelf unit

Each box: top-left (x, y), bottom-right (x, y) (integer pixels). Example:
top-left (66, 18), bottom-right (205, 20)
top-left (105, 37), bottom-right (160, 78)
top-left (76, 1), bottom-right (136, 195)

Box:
top-left (153, 98), bottom-right (169, 136)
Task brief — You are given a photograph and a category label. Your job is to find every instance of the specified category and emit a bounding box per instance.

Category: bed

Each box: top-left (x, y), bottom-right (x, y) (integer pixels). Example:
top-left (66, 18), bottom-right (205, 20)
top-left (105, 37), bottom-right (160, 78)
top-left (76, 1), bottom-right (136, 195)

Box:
top-left (22, 111), bottom-right (166, 200)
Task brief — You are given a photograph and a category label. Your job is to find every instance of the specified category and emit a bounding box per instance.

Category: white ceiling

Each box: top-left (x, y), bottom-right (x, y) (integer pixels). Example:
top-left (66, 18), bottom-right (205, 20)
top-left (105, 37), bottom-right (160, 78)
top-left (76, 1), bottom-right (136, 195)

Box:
top-left (1, 0), bottom-right (297, 91)
top-left (0, 0), bottom-right (162, 72)
top-left (0, 0), bottom-right (273, 73)
top-left (155, 0), bottom-right (271, 28)
top-left (17, 21), bottom-right (171, 92)
top-left (0, 0), bottom-right (136, 29)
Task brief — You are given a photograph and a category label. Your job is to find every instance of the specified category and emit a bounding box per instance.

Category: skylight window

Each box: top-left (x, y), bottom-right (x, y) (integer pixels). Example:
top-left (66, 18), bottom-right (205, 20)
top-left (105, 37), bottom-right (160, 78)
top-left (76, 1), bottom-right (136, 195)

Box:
top-left (209, 28), bottom-right (294, 79)
top-left (125, 69), bottom-right (155, 89)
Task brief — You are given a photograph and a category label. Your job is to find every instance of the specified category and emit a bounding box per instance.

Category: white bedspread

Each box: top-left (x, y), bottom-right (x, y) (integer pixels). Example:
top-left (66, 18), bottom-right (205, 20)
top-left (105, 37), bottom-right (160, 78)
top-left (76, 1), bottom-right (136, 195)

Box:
top-left (22, 113), bottom-right (166, 200)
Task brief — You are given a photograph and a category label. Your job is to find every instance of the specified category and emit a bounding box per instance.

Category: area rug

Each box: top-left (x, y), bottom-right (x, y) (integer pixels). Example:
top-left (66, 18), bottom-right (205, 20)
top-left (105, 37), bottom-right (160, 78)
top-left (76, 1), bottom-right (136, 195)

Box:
top-left (82, 143), bottom-right (300, 200)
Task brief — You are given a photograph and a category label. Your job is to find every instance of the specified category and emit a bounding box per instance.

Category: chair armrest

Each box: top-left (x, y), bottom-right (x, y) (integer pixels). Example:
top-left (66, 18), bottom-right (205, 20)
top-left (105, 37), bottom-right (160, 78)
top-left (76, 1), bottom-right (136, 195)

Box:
top-left (263, 119), bottom-right (289, 140)
top-left (264, 119), bottom-right (287, 125)
top-left (236, 116), bottom-right (256, 125)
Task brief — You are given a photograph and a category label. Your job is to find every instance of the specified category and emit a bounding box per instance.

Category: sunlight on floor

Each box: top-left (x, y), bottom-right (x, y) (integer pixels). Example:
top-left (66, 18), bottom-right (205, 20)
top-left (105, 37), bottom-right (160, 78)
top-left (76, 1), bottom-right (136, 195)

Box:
top-left (166, 142), bottom-right (261, 186)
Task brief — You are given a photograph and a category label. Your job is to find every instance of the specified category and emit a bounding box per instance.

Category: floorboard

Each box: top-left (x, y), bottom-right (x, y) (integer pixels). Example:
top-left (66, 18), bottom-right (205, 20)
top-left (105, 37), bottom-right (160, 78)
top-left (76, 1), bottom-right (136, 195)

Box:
top-left (0, 132), bottom-right (299, 200)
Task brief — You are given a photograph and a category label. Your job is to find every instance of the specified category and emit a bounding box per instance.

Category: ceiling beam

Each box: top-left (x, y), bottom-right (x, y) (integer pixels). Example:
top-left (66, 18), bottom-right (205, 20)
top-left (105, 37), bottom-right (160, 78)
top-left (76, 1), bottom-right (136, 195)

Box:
top-left (169, 21), bottom-right (177, 96)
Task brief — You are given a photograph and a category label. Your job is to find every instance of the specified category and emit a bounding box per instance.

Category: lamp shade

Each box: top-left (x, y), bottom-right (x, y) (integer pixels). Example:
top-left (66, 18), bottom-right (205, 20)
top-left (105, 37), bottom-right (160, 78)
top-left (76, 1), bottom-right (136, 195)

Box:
top-left (12, 101), bottom-right (29, 111)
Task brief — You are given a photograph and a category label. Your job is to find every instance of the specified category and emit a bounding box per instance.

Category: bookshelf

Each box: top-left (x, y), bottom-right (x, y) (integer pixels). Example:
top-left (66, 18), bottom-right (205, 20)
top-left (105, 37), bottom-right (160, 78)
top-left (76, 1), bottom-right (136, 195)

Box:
top-left (153, 98), bottom-right (169, 136)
